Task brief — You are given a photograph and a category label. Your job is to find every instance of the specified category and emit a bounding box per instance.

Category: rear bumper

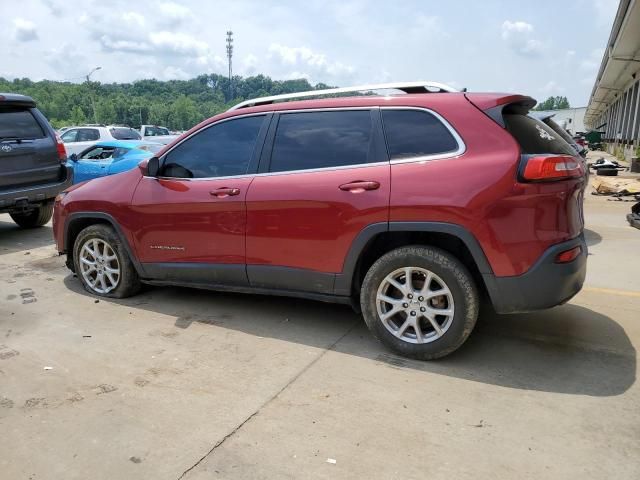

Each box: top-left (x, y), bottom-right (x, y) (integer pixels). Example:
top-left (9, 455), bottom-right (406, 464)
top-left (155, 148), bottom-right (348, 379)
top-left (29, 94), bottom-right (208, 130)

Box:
top-left (483, 234), bottom-right (587, 314)
top-left (0, 166), bottom-right (72, 212)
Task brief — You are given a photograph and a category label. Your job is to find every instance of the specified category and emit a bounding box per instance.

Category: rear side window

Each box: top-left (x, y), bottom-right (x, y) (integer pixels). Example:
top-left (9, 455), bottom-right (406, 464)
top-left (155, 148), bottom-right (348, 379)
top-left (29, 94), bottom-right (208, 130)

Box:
top-left (0, 107), bottom-right (45, 139)
top-left (270, 110), bottom-right (373, 173)
top-left (78, 128), bottom-right (100, 142)
top-left (110, 127), bottom-right (141, 140)
top-left (162, 115), bottom-right (264, 178)
top-left (504, 114), bottom-right (575, 155)
top-left (382, 109), bottom-right (458, 160)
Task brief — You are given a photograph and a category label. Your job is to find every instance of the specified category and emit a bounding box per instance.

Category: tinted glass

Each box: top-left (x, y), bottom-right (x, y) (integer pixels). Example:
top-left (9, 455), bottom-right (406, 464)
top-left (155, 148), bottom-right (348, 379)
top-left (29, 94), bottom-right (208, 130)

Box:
top-left (0, 107), bottom-right (45, 139)
top-left (504, 114), bottom-right (575, 155)
top-left (382, 110), bottom-right (458, 159)
top-left (110, 127), bottom-right (142, 140)
top-left (162, 115), bottom-right (264, 178)
top-left (145, 126), bottom-right (170, 136)
top-left (80, 146), bottom-right (115, 160)
top-left (78, 128), bottom-right (100, 141)
top-left (62, 129), bottom-right (79, 143)
top-left (270, 111), bottom-right (372, 172)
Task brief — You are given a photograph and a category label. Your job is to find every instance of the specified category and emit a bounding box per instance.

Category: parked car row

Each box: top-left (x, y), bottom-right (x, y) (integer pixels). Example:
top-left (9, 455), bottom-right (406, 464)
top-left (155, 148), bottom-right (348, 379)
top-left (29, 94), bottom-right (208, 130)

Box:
top-left (2, 83), bottom-right (588, 360)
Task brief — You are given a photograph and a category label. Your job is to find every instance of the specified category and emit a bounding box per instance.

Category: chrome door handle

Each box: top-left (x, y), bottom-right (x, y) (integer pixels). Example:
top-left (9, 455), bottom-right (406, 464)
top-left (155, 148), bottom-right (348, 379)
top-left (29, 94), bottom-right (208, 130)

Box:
top-left (210, 187), bottom-right (240, 198)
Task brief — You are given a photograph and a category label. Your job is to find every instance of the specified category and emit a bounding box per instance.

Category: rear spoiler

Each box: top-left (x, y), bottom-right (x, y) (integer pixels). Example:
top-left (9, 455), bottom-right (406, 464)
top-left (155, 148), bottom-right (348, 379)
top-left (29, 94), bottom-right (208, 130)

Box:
top-left (0, 93), bottom-right (36, 108)
top-left (464, 93), bottom-right (536, 128)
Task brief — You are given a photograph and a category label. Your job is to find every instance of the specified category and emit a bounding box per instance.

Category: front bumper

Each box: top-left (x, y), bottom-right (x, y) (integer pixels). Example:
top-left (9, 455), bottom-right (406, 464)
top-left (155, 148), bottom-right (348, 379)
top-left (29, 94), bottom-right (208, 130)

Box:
top-left (0, 166), bottom-right (73, 212)
top-left (483, 234), bottom-right (587, 314)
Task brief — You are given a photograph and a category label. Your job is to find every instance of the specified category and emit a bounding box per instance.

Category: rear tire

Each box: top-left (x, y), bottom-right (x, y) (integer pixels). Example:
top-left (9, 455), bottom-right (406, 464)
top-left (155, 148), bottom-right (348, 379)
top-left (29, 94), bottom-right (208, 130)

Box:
top-left (73, 224), bottom-right (141, 298)
top-left (360, 246), bottom-right (479, 360)
top-left (596, 167), bottom-right (618, 176)
top-left (10, 202), bottom-right (54, 228)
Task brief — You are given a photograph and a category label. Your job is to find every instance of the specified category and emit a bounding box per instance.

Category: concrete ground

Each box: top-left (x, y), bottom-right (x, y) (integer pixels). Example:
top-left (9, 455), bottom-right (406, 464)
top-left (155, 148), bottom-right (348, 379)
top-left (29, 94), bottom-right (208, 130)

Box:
top-left (1, 170), bottom-right (639, 479)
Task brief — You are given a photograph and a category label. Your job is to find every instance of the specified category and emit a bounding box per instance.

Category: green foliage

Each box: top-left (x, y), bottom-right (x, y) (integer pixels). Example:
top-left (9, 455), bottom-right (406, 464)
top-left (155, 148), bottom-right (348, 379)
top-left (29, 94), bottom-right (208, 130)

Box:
top-left (0, 74), bottom-right (328, 130)
top-left (534, 96), bottom-right (571, 111)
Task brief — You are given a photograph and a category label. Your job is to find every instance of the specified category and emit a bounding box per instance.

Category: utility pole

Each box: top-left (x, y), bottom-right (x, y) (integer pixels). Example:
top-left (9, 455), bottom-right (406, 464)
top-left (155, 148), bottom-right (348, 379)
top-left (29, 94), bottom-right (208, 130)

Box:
top-left (85, 66), bottom-right (102, 124)
top-left (226, 31), bottom-right (233, 100)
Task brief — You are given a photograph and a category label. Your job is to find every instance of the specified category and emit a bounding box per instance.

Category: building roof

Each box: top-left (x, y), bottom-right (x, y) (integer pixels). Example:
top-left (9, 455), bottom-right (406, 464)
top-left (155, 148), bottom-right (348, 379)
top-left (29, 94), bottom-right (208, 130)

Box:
top-left (585, 0), bottom-right (640, 128)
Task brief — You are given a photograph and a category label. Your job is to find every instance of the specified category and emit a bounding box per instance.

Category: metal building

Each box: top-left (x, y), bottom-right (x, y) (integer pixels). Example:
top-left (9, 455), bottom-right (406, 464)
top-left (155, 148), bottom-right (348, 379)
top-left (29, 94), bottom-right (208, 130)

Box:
top-left (584, 0), bottom-right (640, 157)
top-left (535, 107), bottom-right (587, 135)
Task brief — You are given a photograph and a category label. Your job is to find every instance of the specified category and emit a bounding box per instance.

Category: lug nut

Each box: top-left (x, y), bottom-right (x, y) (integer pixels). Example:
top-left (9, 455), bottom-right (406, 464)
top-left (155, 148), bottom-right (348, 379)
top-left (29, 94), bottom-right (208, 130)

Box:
top-left (407, 294), bottom-right (413, 299)
top-left (418, 296), bottom-right (424, 301)
top-left (403, 303), bottom-right (409, 308)
top-left (410, 311), bottom-right (416, 316)
top-left (420, 307), bottom-right (426, 312)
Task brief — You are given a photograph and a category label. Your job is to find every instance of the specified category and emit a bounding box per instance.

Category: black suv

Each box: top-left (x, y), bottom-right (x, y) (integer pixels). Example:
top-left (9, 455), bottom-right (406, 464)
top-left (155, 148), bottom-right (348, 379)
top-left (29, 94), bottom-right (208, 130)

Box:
top-left (0, 93), bottom-right (72, 228)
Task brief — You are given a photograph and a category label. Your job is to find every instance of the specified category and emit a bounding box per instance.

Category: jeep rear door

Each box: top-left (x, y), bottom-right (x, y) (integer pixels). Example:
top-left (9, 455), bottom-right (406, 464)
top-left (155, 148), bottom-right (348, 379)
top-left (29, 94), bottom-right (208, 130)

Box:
top-left (0, 103), bottom-right (61, 190)
top-left (130, 113), bottom-right (270, 286)
top-left (245, 108), bottom-right (390, 294)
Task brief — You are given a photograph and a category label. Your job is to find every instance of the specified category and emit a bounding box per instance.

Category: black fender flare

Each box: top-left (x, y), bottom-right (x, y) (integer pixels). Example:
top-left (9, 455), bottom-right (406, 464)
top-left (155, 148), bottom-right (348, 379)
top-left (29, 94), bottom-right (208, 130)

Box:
top-left (64, 212), bottom-right (145, 276)
top-left (334, 221), bottom-right (493, 295)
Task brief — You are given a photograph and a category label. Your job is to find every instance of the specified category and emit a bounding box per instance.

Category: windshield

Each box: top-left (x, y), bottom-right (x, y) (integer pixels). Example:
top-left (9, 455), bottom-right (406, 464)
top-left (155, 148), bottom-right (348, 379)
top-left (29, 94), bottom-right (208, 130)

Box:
top-left (145, 126), bottom-right (170, 136)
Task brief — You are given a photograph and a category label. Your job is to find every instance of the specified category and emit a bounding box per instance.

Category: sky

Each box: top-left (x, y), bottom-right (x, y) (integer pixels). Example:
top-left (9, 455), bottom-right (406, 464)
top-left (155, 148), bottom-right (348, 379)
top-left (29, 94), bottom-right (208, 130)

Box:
top-left (0, 0), bottom-right (620, 106)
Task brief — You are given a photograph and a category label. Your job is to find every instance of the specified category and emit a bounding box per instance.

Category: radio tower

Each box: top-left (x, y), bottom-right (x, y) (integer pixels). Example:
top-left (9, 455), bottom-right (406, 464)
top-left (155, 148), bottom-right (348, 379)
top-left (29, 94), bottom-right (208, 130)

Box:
top-left (226, 31), bottom-right (234, 99)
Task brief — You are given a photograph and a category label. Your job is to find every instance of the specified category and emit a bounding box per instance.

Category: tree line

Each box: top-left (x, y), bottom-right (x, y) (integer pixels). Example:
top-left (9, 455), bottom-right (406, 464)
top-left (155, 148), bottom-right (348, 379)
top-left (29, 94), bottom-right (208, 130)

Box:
top-left (533, 95), bottom-right (571, 111)
top-left (0, 74), bottom-right (333, 130)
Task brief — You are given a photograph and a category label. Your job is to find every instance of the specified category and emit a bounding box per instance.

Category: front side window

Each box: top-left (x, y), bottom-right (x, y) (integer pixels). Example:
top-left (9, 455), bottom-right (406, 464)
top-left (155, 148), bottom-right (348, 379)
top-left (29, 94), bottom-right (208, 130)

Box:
top-left (162, 115), bottom-right (265, 178)
top-left (382, 109), bottom-right (459, 160)
top-left (61, 129), bottom-right (79, 143)
top-left (80, 146), bottom-right (115, 160)
top-left (270, 110), bottom-right (373, 173)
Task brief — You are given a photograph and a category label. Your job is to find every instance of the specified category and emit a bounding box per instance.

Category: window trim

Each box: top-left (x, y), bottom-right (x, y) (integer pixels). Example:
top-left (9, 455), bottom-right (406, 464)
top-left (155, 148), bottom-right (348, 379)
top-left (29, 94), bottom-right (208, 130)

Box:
top-left (380, 106), bottom-right (466, 164)
top-left (262, 107), bottom-right (383, 176)
top-left (154, 112), bottom-right (272, 181)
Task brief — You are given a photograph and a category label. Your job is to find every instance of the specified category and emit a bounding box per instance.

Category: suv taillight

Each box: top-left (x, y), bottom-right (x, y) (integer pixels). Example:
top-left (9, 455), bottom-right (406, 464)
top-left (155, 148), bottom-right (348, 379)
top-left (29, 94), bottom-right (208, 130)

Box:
top-left (55, 133), bottom-right (67, 162)
top-left (520, 155), bottom-right (583, 182)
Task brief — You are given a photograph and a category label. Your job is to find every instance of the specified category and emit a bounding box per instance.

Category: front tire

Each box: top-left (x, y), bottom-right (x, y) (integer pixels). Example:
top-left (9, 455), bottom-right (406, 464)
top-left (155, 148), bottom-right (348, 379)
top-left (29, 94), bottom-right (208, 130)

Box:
top-left (10, 202), bottom-right (54, 228)
top-left (360, 246), bottom-right (479, 360)
top-left (73, 224), bottom-right (141, 298)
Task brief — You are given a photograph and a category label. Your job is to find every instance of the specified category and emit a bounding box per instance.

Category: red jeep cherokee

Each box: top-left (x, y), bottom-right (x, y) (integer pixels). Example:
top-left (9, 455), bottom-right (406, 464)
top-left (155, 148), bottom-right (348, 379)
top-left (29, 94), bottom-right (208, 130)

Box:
top-left (52, 82), bottom-right (587, 360)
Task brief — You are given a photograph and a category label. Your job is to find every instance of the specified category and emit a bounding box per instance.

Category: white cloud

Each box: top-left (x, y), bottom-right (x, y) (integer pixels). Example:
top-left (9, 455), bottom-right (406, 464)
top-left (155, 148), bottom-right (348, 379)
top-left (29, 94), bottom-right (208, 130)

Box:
top-left (501, 20), bottom-right (543, 57)
top-left (13, 18), bottom-right (38, 42)
top-left (268, 43), bottom-right (355, 81)
top-left (149, 31), bottom-right (209, 57)
top-left (162, 66), bottom-right (191, 80)
top-left (580, 47), bottom-right (605, 71)
top-left (243, 54), bottom-right (259, 75)
top-left (42, 0), bottom-right (63, 16)
top-left (541, 80), bottom-right (565, 94)
top-left (158, 2), bottom-right (193, 26)
top-left (122, 12), bottom-right (146, 27)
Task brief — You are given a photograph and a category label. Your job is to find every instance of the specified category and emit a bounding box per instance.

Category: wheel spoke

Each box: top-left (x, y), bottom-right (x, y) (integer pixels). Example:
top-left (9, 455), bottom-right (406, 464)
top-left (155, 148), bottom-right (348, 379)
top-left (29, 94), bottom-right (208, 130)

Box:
top-left (80, 257), bottom-right (95, 266)
top-left (427, 287), bottom-right (450, 299)
top-left (105, 272), bottom-right (117, 287)
top-left (414, 321), bottom-right (424, 343)
top-left (380, 305), bottom-right (402, 321)
top-left (386, 277), bottom-right (406, 294)
top-left (419, 272), bottom-right (433, 294)
top-left (377, 293), bottom-right (402, 305)
top-left (425, 314), bottom-right (444, 336)
top-left (98, 274), bottom-right (107, 291)
top-left (396, 318), bottom-right (412, 337)
top-left (404, 268), bottom-right (414, 291)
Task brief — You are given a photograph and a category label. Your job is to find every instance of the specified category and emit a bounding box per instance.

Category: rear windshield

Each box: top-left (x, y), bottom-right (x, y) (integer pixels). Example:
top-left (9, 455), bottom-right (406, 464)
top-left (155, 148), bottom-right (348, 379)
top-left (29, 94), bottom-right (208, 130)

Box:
top-left (145, 126), bottom-right (170, 136)
top-left (110, 127), bottom-right (141, 140)
top-left (504, 114), bottom-right (575, 156)
top-left (0, 107), bottom-right (45, 139)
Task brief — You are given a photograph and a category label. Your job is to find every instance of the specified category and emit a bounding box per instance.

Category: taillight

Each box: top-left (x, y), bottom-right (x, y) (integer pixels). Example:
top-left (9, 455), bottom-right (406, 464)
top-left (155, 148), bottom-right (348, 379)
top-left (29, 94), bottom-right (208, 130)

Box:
top-left (521, 155), bottom-right (583, 182)
top-left (55, 133), bottom-right (67, 162)
top-left (555, 246), bottom-right (582, 264)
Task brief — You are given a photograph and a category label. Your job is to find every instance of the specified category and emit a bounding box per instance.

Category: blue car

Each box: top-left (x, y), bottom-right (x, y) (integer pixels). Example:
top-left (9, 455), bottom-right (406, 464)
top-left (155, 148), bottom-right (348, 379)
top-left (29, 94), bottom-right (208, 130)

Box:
top-left (67, 141), bottom-right (164, 184)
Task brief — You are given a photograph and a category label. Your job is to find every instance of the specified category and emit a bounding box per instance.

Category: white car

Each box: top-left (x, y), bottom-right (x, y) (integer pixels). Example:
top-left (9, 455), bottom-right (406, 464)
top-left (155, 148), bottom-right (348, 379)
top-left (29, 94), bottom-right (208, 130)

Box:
top-left (139, 124), bottom-right (179, 145)
top-left (60, 125), bottom-right (143, 156)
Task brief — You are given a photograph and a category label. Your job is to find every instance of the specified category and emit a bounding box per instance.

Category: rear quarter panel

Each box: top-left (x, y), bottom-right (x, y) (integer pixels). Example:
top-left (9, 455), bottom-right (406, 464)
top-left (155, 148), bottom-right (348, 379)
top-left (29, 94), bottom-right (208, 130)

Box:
top-left (388, 96), bottom-right (584, 276)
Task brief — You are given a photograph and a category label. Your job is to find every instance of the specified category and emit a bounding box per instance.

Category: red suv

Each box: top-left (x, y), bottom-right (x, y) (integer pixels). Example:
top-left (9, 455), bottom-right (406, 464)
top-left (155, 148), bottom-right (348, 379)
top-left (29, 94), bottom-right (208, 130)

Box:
top-left (52, 82), bottom-right (587, 360)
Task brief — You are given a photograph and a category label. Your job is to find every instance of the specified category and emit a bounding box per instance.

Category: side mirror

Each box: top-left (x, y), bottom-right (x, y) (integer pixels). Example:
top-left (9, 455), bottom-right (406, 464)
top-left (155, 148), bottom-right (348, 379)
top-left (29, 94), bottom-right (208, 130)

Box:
top-left (139, 156), bottom-right (160, 177)
top-left (70, 153), bottom-right (78, 162)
